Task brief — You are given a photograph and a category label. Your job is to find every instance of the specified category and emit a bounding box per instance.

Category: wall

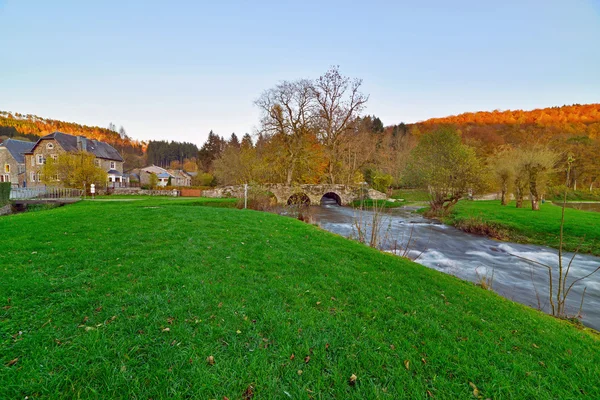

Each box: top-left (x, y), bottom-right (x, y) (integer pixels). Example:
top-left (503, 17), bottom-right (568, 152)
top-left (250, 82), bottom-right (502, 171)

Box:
top-left (24, 138), bottom-right (65, 187)
top-left (0, 147), bottom-right (20, 186)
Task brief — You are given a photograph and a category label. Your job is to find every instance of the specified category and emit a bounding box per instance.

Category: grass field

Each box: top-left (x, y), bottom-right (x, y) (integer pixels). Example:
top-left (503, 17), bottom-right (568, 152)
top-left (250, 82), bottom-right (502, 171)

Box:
top-left (390, 189), bottom-right (430, 203)
top-left (446, 200), bottom-right (600, 256)
top-left (1, 197), bottom-right (599, 398)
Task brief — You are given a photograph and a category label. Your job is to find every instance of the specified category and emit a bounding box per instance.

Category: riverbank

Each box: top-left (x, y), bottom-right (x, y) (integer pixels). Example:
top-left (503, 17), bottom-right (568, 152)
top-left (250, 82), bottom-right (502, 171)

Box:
top-left (445, 200), bottom-right (600, 256)
top-left (1, 197), bottom-right (599, 398)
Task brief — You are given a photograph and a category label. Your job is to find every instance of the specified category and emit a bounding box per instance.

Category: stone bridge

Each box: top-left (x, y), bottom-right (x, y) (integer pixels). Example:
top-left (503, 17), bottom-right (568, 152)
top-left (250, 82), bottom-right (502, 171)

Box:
top-left (202, 184), bottom-right (387, 206)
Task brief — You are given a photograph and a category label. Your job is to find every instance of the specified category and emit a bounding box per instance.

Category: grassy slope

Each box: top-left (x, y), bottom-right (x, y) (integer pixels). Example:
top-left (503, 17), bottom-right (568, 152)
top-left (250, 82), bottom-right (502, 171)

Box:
top-left (1, 198), bottom-right (599, 399)
top-left (447, 200), bottom-right (600, 256)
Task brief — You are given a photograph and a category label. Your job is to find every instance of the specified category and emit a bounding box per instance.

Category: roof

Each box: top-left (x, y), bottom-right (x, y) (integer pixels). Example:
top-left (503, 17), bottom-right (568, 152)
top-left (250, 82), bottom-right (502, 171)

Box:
top-left (167, 169), bottom-right (192, 179)
top-left (107, 169), bottom-right (123, 176)
top-left (0, 139), bottom-right (35, 164)
top-left (141, 165), bottom-right (174, 177)
top-left (27, 132), bottom-right (123, 162)
top-left (157, 172), bottom-right (171, 178)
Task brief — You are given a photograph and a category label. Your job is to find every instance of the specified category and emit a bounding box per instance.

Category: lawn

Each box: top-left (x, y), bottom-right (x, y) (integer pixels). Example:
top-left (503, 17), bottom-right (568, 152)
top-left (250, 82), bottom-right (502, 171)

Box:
top-left (1, 197), bottom-right (599, 398)
top-left (390, 189), bottom-right (430, 203)
top-left (446, 200), bottom-right (600, 256)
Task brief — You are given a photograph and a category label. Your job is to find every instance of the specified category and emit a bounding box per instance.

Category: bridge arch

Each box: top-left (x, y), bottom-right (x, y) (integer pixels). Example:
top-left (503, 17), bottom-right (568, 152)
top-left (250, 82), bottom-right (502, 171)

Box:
top-left (287, 192), bottom-right (311, 206)
top-left (320, 192), bottom-right (342, 206)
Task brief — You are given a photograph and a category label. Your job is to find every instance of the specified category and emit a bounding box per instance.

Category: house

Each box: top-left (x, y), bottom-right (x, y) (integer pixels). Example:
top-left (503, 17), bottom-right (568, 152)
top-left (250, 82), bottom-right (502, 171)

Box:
top-left (23, 131), bottom-right (126, 187)
top-left (168, 169), bottom-right (192, 187)
top-left (137, 165), bottom-right (192, 187)
top-left (0, 139), bottom-right (36, 187)
top-left (139, 165), bottom-right (173, 187)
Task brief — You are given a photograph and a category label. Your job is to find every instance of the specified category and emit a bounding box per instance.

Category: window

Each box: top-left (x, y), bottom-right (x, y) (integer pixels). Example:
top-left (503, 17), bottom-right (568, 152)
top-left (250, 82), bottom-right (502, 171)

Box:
top-left (18, 165), bottom-right (25, 174)
top-left (37, 155), bottom-right (45, 165)
top-left (0, 175), bottom-right (9, 182)
top-left (47, 142), bottom-right (54, 150)
top-left (51, 154), bottom-right (58, 161)
top-left (95, 159), bottom-right (101, 167)
top-left (4, 164), bottom-right (9, 173)
top-left (30, 172), bottom-right (36, 182)
top-left (110, 161), bottom-right (116, 169)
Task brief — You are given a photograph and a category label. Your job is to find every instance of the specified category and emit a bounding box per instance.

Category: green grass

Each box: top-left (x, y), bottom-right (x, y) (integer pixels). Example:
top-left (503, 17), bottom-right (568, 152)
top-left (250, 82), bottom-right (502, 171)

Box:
top-left (1, 197), bottom-right (599, 398)
top-left (350, 199), bottom-right (404, 208)
top-left (446, 200), bottom-right (600, 256)
top-left (390, 189), bottom-right (430, 203)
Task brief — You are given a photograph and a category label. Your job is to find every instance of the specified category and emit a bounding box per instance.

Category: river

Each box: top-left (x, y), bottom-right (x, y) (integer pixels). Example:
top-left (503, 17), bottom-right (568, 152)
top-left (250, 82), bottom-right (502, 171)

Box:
top-left (310, 199), bottom-right (600, 330)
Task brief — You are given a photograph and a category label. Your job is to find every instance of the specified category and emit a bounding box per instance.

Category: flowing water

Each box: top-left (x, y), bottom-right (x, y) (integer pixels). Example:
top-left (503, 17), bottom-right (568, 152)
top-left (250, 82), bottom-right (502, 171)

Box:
top-left (311, 199), bottom-right (600, 330)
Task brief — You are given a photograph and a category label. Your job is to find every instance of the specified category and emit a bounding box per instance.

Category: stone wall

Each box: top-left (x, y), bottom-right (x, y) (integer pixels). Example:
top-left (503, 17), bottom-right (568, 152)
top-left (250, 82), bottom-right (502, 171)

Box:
top-left (203, 184), bottom-right (388, 206)
top-left (0, 147), bottom-right (23, 186)
top-left (0, 204), bottom-right (12, 216)
top-left (24, 138), bottom-right (66, 187)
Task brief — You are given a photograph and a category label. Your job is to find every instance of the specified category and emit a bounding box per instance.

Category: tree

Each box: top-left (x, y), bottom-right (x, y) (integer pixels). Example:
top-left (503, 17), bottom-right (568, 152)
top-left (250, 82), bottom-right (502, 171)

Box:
top-left (228, 133), bottom-right (240, 149)
top-left (514, 146), bottom-right (558, 210)
top-left (198, 131), bottom-right (225, 172)
top-left (312, 66), bottom-right (368, 183)
top-left (148, 173), bottom-right (158, 189)
top-left (119, 126), bottom-right (129, 140)
top-left (41, 152), bottom-right (107, 189)
top-left (404, 127), bottom-right (482, 215)
top-left (255, 79), bottom-right (316, 185)
top-left (488, 148), bottom-right (515, 205)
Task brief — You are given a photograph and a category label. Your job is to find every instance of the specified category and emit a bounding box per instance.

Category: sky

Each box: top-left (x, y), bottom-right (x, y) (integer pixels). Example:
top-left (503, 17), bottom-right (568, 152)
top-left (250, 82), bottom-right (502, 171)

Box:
top-left (1, 0), bottom-right (599, 146)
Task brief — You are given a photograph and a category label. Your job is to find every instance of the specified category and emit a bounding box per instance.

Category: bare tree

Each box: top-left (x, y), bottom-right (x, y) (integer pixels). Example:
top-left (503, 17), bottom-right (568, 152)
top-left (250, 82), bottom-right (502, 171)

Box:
top-left (255, 79), bottom-right (315, 185)
top-left (312, 66), bottom-right (368, 184)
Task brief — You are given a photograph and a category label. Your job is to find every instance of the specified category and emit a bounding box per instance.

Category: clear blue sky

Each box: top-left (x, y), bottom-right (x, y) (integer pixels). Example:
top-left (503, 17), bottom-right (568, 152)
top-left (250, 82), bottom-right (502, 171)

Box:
top-left (1, 0), bottom-right (599, 146)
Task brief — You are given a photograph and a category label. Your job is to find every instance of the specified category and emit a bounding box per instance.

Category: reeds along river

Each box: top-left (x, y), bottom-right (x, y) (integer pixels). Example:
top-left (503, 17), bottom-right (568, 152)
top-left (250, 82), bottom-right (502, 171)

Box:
top-left (310, 199), bottom-right (600, 331)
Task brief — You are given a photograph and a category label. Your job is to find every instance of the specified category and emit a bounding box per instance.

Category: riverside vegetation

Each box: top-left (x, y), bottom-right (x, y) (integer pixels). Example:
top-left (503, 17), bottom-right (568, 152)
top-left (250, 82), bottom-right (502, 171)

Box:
top-left (1, 197), bottom-right (599, 398)
top-left (446, 200), bottom-right (600, 256)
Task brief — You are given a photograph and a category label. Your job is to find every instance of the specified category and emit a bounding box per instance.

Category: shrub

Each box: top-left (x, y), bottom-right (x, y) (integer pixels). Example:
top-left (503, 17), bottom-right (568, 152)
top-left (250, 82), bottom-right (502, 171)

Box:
top-left (237, 187), bottom-right (277, 211)
top-left (0, 182), bottom-right (10, 206)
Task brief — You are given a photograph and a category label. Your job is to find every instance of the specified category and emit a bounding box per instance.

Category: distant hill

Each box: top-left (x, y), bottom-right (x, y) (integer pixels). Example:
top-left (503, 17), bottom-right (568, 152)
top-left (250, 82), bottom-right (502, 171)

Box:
top-left (0, 110), bottom-right (146, 169)
top-left (383, 104), bottom-right (600, 157)
top-left (0, 111), bottom-right (144, 153)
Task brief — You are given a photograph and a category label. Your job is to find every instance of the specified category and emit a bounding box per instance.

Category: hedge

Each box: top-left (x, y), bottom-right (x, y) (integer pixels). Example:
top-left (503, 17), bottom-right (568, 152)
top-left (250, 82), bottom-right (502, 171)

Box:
top-left (0, 182), bottom-right (10, 206)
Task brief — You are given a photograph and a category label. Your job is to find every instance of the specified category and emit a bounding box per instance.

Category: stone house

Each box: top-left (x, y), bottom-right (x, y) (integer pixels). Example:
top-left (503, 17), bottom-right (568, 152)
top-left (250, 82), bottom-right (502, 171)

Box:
top-left (24, 131), bottom-right (126, 187)
top-left (136, 165), bottom-right (192, 187)
top-left (168, 169), bottom-right (192, 187)
top-left (0, 139), bottom-right (35, 187)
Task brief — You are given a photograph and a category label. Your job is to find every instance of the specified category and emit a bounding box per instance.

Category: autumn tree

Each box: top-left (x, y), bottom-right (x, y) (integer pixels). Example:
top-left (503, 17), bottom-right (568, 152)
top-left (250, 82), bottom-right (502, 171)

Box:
top-left (488, 148), bottom-right (515, 205)
top-left (255, 79), bottom-right (317, 185)
top-left (404, 127), bottom-right (482, 215)
top-left (312, 66), bottom-right (368, 184)
top-left (514, 146), bottom-right (558, 210)
top-left (41, 152), bottom-right (107, 189)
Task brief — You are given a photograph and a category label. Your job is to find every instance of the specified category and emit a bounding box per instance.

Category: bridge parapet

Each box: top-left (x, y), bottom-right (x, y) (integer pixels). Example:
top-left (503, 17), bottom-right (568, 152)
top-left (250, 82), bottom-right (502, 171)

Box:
top-left (203, 184), bottom-right (387, 206)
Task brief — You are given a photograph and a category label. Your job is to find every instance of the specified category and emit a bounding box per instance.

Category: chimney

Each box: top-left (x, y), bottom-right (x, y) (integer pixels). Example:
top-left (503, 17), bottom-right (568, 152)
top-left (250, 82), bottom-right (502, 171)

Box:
top-left (77, 136), bottom-right (87, 151)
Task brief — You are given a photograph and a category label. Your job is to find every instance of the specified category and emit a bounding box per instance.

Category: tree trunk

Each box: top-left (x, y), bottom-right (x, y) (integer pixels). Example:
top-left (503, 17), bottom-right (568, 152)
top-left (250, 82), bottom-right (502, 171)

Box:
top-left (515, 185), bottom-right (523, 208)
top-left (530, 180), bottom-right (540, 211)
top-left (501, 181), bottom-right (508, 206)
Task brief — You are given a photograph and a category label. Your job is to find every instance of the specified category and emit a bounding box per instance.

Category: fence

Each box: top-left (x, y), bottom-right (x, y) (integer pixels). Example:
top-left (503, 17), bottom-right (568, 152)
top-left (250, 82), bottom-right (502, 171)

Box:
top-left (9, 187), bottom-right (84, 200)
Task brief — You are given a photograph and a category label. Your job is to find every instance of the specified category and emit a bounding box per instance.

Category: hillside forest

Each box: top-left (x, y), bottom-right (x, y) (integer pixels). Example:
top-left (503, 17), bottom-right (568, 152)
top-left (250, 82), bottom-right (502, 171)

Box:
top-left (2, 73), bottom-right (600, 197)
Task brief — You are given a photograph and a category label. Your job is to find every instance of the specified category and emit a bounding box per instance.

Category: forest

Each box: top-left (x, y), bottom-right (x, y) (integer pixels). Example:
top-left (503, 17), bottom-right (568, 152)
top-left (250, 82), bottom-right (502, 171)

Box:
top-left (2, 83), bottom-right (600, 195)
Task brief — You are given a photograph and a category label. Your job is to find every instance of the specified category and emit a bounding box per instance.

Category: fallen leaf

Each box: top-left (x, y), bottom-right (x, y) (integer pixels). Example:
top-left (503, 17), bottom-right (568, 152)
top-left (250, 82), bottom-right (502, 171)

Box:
top-left (390, 344), bottom-right (395, 350)
top-left (297, 370), bottom-right (303, 375)
top-left (243, 384), bottom-right (254, 399)
top-left (422, 358), bottom-right (427, 364)
top-left (325, 343), bottom-right (330, 350)
top-left (162, 327), bottom-right (170, 332)
top-left (469, 382), bottom-right (479, 397)
top-left (532, 343), bottom-right (540, 349)
top-left (236, 330), bottom-right (242, 334)
top-left (316, 301), bottom-right (321, 306)
top-left (349, 373), bottom-right (357, 386)
top-left (6, 358), bottom-right (18, 367)
top-left (290, 353), bottom-right (295, 360)
top-left (427, 390), bottom-right (434, 397)
top-left (304, 356), bottom-right (310, 364)
top-left (207, 355), bottom-right (215, 365)
top-left (94, 306), bottom-right (102, 313)
top-left (404, 360), bottom-right (410, 370)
